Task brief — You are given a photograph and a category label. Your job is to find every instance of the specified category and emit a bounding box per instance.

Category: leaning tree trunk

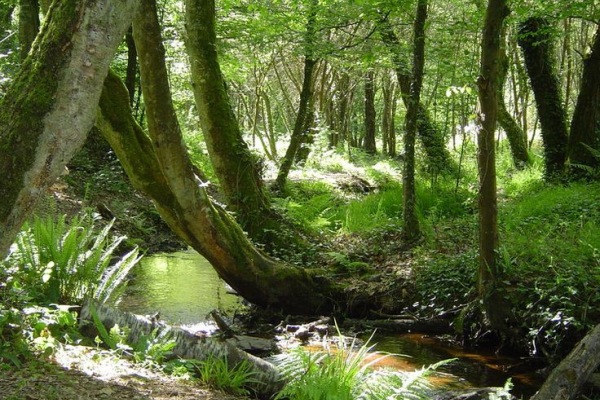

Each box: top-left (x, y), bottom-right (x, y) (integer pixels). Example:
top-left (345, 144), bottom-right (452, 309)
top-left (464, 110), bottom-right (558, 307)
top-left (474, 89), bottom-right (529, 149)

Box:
top-left (531, 323), bottom-right (600, 400)
top-left (377, 15), bottom-right (455, 175)
top-left (567, 24), bottom-right (600, 175)
top-left (275, 0), bottom-right (318, 191)
top-left (17, 0), bottom-right (39, 61)
top-left (498, 26), bottom-right (530, 168)
top-left (110, 0), bottom-right (339, 315)
top-left (518, 17), bottom-right (569, 180)
top-left (402, 0), bottom-right (427, 243)
top-left (0, 0), bottom-right (139, 259)
top-left (183, 0), bottom-right (283, 243)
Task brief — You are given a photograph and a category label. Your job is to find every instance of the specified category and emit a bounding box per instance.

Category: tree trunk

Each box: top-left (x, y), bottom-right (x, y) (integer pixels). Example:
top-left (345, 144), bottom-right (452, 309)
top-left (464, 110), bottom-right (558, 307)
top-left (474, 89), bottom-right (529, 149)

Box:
top-left (18, 0), bottom-right (39, 61)
top-left (377, 15), bottom-right (455, 175)
top-left (183, 0), bottom-right (283, 243)
top-left (531, 324), bottom-right (600, 400)
top-left (498, 26), bottom-right (530, 168)
top-left (275, 0), bottom-right (318, 191)
top-left (477, 0), bottom-right (509, 331)
top-left (124, 25), bottom-right (137, 107)
top-left (0, 0), bottom-right (139, 259)
top-left (402, 0), bottom-right (427, 242)
top-left (518, 17), bottom-right (569, 179)
top-left (81, 300), bottom-right (284, 398)
top-left (568, 24), bottom-right (600, 175)
top-left (363, 69), bottom-right (377, 154)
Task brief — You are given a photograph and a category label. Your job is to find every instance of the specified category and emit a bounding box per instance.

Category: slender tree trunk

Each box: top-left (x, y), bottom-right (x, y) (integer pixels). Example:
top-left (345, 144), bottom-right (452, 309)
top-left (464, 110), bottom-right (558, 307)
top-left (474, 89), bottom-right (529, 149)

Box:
top-left (498, 26), bottom-right (530, 168)
top-left (124, 25), bottom-right (138, 107)
top-left (0, 0), bottom-right (139, 258)
top-left (363, 69), bottom-right (377, 154)
top-left (275, 0), bottom-right (318, 190)
top-left (18, 0), bottom-right (39, 60)
top-left (402, 0), bottom-right (427, 242)
top-left (477, 0), bottom-right (509, 331)
top-left (518, 17), bottom-right (569, 179)
top-left (377, 15), bottom-right (455, 175)
top-left (183, 0), bottom-right (284, 243)
top-left (568, 24), bottom-right (600, 175)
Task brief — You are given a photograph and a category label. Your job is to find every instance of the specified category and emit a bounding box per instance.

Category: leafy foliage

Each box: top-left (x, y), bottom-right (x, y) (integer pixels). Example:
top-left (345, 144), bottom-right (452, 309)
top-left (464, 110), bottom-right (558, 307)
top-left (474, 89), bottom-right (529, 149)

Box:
top-left (272, 332), bottom-right (439, 400)
top-left (4, 212), bottom-right (141, 304)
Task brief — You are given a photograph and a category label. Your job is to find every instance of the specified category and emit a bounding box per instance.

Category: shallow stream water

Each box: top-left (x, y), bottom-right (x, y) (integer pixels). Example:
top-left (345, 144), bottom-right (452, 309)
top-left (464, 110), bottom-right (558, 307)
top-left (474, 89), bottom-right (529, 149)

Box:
top-left (114, 250), bottom-right (541, 397)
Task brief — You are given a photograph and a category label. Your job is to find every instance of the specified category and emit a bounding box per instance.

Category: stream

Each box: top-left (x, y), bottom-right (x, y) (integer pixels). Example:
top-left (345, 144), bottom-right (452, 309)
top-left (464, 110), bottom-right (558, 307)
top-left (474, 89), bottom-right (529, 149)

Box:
top-left (113, 250), bottom-right (542, 397)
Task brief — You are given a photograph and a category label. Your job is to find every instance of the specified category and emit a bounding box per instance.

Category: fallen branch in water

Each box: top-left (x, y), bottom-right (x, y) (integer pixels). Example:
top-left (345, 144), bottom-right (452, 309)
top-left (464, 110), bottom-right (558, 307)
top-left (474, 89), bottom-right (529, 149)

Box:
top-left (80, 300), bottom-right (283, 398)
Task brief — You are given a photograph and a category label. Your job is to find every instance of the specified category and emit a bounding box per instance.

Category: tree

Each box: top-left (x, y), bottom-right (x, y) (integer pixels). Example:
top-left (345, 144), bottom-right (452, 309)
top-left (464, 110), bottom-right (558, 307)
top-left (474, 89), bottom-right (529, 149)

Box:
top-left (0, 0), bottom-right (139, 258)
top-left (17, 0), bottom-right (39, 60)
top-left (567, 24), bottom-right (600, 174)
top-left (518, 17), bottom-right (569, 179)
top-left (184, 0), bottom-right (283, 242)
top-left (476, 0), bottom-right (510, 330)
top-left (377, 13), bottom-right (455, 176)
top-left (275, 0), bottom-right (318, 190)
top-left (402, 0), bottom-right (427, 242)
top-left (363, 69), bottom-right (377, 154)
top-left (102, 0), bottom-right (341, 315)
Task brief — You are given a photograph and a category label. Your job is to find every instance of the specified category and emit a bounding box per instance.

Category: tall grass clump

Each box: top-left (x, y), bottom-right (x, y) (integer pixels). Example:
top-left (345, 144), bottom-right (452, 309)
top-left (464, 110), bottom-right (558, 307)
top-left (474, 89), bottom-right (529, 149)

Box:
top-left (5, 212), bottom-right (141, 304)
top-left (337, 183), bottom-right (403, 233)
top-left (272, 332), bottom-right (437, 400)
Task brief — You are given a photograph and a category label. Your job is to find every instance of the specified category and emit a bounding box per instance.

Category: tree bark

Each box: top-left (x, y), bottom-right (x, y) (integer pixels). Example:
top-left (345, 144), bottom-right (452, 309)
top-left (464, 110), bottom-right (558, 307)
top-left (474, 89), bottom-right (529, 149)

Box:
top-left (568, 24), bottom-right (600, 175)
top-left (477, 0), bottom-right (508, 330)
top-left (402, 0), bottom-right (427, 242)
top-left (124, 25), bottom-right (138, 107)
top-left (18, 0), bottom-right (39, 61)
top-left (183, 0), bottom-right (281, 242)
top-left (0, 0), bottom-right (139, 259)
top-left (363, 69), bottom-right (377, 154)
top-left (377, 15), bottom-right (455, 175)
top-left (81, 300), bottom-right (284, 397)
top-left (518, 17), bottom-right (569, 179)
top-left (498, 26), bottom-right (530, 168)
top-left (275, 0), bottom-right (318, 191)
top-left (531, 324), bottom-right (600, 400)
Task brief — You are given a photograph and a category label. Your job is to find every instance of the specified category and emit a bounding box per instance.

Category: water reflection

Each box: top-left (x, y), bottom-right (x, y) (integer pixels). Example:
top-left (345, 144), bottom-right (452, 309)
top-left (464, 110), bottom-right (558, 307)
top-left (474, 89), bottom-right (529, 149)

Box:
top-left (113, 250), bottom-right (242, 325)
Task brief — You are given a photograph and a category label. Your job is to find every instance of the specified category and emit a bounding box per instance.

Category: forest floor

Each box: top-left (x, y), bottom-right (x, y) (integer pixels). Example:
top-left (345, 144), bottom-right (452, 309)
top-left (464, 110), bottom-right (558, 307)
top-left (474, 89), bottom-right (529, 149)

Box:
top-left (0, 344), bottom-right (242, 400)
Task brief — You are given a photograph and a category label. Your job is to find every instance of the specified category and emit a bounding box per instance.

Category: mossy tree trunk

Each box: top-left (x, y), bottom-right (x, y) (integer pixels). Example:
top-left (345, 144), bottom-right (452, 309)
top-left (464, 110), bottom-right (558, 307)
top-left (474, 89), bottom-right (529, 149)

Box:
top-left (106, 0), bottom-right (337, 315)
top-left (0, 0), bottom-right (139, 259)
top-left (17, 0), bottom-right (39, 61)
top-left (377, 14), bottom-right (455, 175)
top-left (497, 26), bottom-right (530, 168)
top-left (568, 24), bottom-right (600, 175)
top-left (183, 0), bottom-right (282, 243)
top-left (402, 0), bottom-right (427, 243)
top-left (477, 0), bottom-right (512, 332)
top-left (518, 17), bottom-right (569, 180)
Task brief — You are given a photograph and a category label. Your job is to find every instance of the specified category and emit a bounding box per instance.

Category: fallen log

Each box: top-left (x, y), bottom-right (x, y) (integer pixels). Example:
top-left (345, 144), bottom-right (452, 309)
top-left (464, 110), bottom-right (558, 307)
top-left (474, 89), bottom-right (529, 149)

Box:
top-left (80, 300), bottom-right (283, 398)
top-left (531, 323), bottom-right (600, 400)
